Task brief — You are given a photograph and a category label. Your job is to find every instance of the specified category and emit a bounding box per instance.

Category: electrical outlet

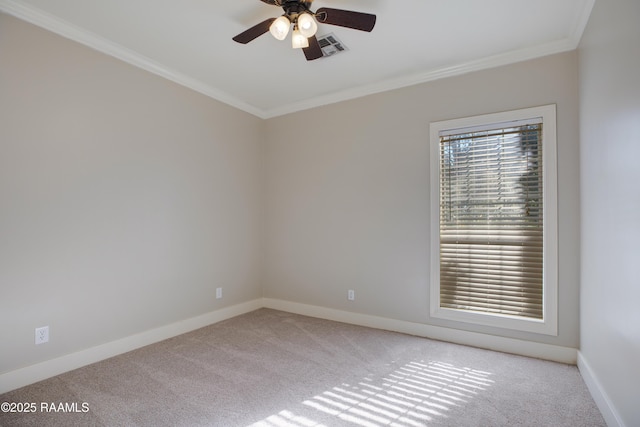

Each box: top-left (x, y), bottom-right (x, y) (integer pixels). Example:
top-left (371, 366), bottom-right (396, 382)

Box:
top-left (348, 290), bottom-right (355, 301)
top-left (35, 326), bottom-right (49, 345)
top-left (216, 287), bottom-right (222, 299)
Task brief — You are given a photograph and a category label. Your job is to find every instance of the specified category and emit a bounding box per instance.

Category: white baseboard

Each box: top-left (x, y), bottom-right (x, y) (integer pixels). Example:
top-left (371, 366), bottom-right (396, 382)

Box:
top-left (0, 299), bottom-right (262, 394)
top-left (262, 298), bottom-right (577, 364)
top-left (1, 297), bottom-right (578, 395)
top-left (577, 351), bottom-right (625, 427)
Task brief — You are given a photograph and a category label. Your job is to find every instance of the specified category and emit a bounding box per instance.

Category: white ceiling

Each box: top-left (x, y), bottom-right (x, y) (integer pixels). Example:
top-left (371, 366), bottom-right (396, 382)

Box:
top-left (1, 0), bottom-right (594, 118)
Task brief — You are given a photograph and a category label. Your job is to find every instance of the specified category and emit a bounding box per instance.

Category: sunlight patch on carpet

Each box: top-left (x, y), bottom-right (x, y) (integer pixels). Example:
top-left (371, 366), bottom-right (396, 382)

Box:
top-left (251, 409), bottom-right (327, 427)
top-left (249, 360), bottom-right (494, 427)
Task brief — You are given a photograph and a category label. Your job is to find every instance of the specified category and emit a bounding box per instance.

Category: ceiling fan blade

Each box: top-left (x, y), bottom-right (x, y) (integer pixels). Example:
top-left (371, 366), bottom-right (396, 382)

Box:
top-left (232, 18), bottom-right (276, 44)
top-left (315, 7), bottom-right (376, 32)
top-left (303, 35), bottom-right (323, 61)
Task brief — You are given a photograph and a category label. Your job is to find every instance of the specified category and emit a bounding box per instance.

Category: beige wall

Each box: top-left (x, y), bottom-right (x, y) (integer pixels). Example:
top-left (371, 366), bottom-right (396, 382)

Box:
top-left (264, 52), bottom-right (580, 348)
top-left (0, 13), bottom-right (264, 374)
top-left (579, 0), bottom-right (640, 425)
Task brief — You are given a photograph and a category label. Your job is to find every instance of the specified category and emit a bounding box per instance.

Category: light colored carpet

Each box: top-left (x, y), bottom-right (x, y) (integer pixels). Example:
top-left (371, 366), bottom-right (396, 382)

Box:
top-left (0, 309), bottom-right (605, 426)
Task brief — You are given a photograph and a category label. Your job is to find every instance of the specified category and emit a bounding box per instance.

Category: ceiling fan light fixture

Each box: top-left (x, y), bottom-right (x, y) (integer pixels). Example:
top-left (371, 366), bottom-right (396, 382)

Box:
top-left (232, 1), bottom-right (377, 61)
top-left (297, 12), bottom-right (318, 38)
top-left (269, 15), bottom-right (290, 41)
top-left (291, 27), bottom-right (309, 49)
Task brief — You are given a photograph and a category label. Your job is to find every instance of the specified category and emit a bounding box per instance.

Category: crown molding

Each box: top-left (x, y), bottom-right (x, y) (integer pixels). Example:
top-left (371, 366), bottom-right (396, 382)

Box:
top-left (570, 0), bottom-right (596, 47)
top-left (0, 0), bottom-right (267, 118)
top-left (263, 36), bottom-right (580, 118)
top-left (1, 0), bottom-right (594, 120)
top-left (263, 0), bottom-right (595, 118)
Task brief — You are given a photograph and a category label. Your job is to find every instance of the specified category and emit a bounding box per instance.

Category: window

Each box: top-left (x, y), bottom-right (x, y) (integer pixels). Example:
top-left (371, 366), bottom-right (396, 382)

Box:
top-left (430, 105), bottom-right (557, 335)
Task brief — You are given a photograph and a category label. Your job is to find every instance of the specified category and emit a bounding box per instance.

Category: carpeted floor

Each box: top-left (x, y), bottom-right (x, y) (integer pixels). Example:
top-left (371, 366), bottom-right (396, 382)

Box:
top-left (0, 309), bottom-right (605, 426)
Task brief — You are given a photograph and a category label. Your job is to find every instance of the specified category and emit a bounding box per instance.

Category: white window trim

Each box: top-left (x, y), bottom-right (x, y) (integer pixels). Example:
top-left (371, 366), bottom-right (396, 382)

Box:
top-left (429, 105), bottom-right (558, 336)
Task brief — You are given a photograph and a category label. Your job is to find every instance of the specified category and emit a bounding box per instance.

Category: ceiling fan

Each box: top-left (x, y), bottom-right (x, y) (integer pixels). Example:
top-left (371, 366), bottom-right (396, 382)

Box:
top-left (232, 0), bottom-right (376, 61)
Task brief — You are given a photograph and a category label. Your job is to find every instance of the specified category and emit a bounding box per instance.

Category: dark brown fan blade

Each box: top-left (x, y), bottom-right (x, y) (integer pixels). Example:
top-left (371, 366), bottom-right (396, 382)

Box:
top-left (303, 35), bottom-right (323, 61)
top-left (232, 18), bottom-right (276, 44)
top-left (259, 0), bottom-right (279, 5)
top-left (315, 7), bottom-right (376, 32)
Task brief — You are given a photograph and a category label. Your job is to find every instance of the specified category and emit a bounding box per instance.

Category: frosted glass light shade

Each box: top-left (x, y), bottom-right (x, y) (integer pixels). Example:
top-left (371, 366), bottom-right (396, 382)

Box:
top-left (269, 16), bottom-right (290, 41)
top-left (297, 13), bottom-right (318, 38)
top-left (291, 29), bottom-right (309, 48)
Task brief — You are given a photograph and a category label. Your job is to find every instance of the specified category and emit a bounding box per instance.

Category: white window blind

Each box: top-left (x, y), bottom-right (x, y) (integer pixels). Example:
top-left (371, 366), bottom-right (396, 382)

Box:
top-left (430, 105), bottom-right (557, 335)
top-left (438, 120), bottom-right (544, 319)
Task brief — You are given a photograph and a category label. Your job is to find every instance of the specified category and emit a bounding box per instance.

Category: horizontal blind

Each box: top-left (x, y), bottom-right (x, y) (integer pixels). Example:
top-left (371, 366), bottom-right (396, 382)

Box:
top-left (439, 122), bottom-right (543, 319)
